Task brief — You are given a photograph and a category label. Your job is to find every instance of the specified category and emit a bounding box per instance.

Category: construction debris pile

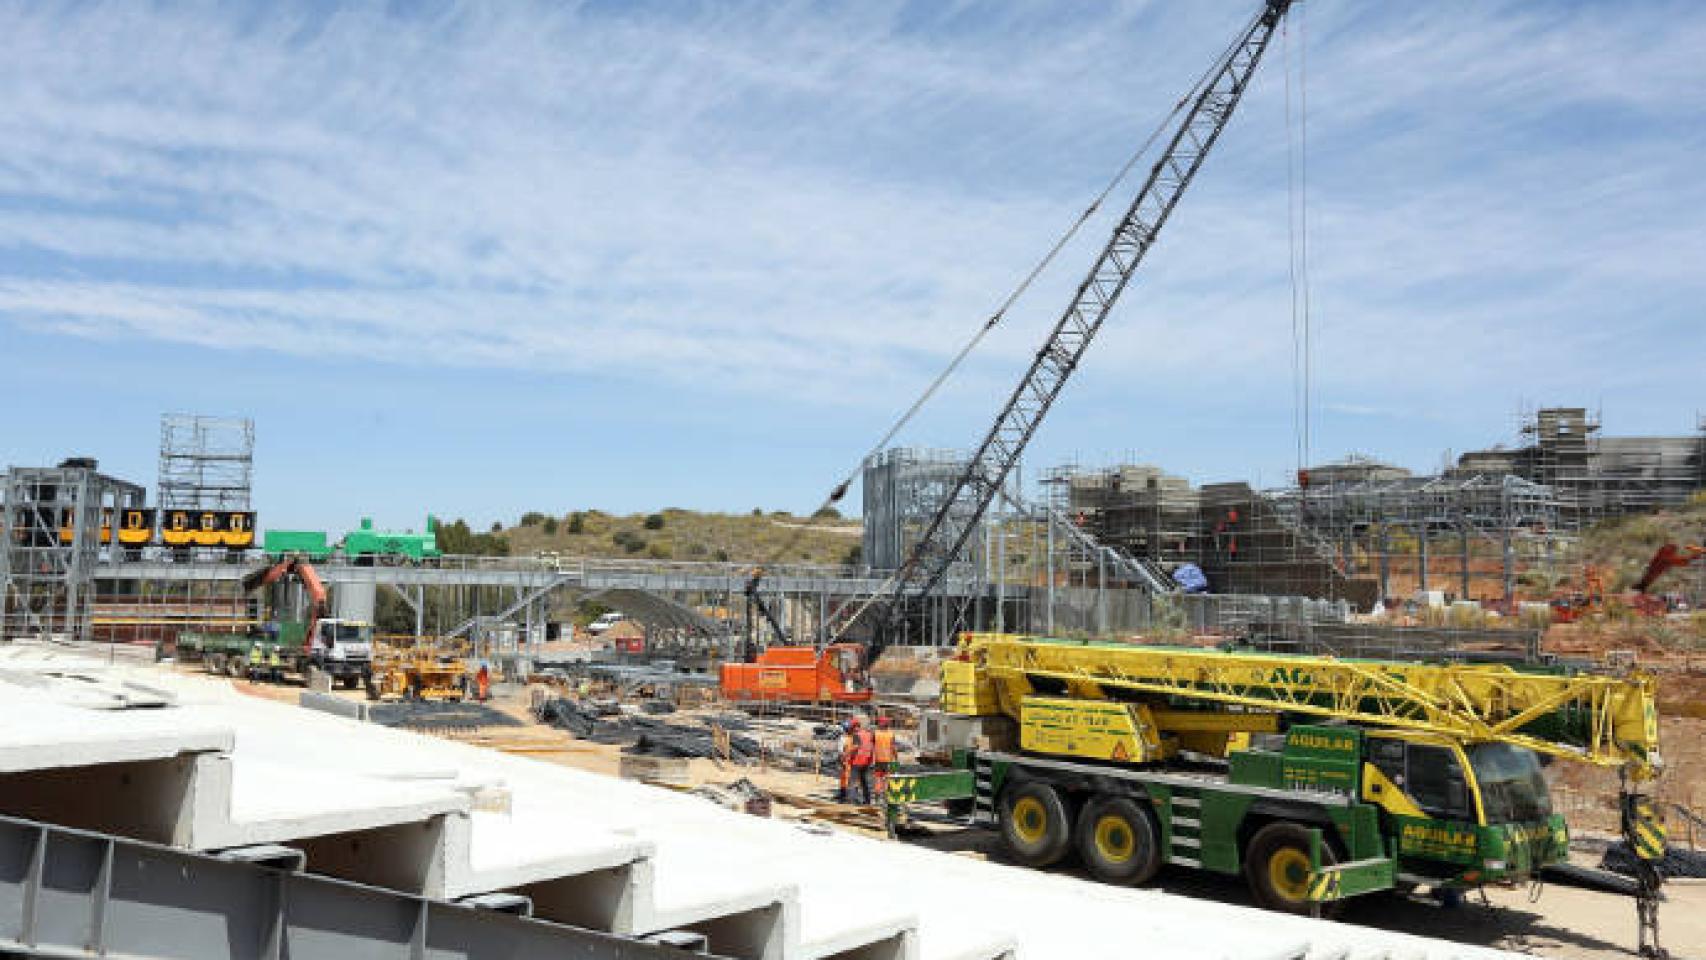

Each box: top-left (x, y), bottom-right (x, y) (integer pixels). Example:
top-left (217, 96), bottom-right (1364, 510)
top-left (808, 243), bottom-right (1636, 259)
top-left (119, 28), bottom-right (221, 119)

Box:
top-left (532, 696), bottom-right (842, 770)
top-left (368, 700), bottom-right (522, 731)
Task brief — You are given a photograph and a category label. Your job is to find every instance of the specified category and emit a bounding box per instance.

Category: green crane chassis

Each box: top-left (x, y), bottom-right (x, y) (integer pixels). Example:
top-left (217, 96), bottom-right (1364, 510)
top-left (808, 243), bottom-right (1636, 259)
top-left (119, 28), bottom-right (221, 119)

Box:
top-left (884, 725), bottom-right (1567, 914)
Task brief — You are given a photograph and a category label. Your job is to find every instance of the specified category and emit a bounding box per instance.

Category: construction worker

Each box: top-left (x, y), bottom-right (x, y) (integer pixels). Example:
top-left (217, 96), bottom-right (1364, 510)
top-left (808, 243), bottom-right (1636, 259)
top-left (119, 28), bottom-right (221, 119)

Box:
top-left (267, 645), bottom-right (283, 683)
top-left (848, 715), bottom-right (876, 805)
top-left (248, 639), bottom-right (264, 681)
top-left (835, 719), bottom-right (855, 802)
top-left (872, 715), bottom-right (898, 802)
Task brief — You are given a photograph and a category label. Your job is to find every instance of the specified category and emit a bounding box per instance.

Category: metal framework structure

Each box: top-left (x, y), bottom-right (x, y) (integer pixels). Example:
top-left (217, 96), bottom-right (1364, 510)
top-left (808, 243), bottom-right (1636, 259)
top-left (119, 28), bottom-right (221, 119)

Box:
top-left (0, 463), bottom-right (146, 641)
top-left (967, 634), bottom-right (1660, 774)
top-left (1269, 471), bottom-right (1565, 603)
top-left (1052, 456), bottom-right (1573, 609)
top-left (157, 413), bottom-right (255, 512)
top-left (0, 812), bottom-right (711, 960)
top-left (1456, 407), bottom-right (1706, 527)
top-left (861, 448), bottom-right (986, 576)
top-left (885, 0), bottom-right (1294, 641)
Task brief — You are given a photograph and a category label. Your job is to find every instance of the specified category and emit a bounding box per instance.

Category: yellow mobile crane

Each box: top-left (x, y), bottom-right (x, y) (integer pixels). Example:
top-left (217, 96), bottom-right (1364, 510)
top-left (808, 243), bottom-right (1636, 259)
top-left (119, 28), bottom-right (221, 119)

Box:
top-left (890, 634), bottom-right (1670, 956)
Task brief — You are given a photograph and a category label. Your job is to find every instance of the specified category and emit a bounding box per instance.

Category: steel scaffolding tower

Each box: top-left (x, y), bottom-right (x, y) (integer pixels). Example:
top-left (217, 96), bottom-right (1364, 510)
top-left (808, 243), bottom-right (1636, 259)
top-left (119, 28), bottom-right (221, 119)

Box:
top-left (1, 461), bottom-right (146, 640)
top-left (158, 414), bottom-right (254, 511)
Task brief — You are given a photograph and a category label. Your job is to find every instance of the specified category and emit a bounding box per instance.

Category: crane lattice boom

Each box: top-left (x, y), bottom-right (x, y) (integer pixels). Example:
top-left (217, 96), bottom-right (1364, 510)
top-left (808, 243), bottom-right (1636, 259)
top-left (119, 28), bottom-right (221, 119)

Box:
top-left (956, 634), bottom-right (1662, 777)
top-left (885, 0), bottom-right (1295, 638)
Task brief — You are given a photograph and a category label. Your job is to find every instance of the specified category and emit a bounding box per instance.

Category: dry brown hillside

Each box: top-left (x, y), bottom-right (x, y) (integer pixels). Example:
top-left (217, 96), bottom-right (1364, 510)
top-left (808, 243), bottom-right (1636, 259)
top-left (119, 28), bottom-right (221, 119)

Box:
top-left (501, 509), bottom-right (863, 566)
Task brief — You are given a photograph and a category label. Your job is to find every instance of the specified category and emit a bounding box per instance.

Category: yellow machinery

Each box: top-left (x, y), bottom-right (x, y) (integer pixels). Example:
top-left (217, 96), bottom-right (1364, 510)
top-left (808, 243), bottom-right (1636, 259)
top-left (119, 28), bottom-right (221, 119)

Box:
top-left (946, 633), bottom-right (1660, 776)
top-left (371, 635), bottom-right (471, 702)
top-left (918, 634), bottom-right (1669, 953)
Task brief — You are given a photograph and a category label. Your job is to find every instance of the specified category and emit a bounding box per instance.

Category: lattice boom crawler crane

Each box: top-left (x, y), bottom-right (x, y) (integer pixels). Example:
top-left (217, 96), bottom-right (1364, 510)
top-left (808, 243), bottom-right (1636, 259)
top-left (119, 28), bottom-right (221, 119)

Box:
top-left (887, 634), bottom-right (1669, 952)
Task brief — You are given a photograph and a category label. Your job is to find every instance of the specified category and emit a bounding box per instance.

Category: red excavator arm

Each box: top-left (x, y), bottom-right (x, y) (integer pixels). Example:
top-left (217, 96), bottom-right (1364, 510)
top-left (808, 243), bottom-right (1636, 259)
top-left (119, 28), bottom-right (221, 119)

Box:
top-left (1634, 543), bottom-right (1704, 594)
top-left (242, 557), bottom-right (331, 652)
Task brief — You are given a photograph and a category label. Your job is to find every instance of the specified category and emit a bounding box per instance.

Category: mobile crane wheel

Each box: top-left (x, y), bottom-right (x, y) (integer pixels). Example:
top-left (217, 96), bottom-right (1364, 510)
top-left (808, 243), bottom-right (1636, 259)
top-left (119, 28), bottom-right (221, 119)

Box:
top-left (998, 781), bottom-right (1073, 868)
top-left (1074, 795), bottom-right (1161, 885)
top-left (1245, 822), bottom-right (1341, 917)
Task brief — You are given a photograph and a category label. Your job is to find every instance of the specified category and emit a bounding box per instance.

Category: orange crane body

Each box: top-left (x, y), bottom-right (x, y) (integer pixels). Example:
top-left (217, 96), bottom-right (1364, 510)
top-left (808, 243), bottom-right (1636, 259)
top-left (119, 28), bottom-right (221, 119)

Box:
top-left (720, 644), bottom-right (873, 704)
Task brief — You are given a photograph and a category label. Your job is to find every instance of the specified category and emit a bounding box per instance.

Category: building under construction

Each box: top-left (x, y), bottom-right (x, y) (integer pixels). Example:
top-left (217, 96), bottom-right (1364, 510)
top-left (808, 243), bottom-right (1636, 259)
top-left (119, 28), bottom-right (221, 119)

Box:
top-left (1454, 406), bottom-right (1705, 525)
top-left (1035, 453), bottom-right (1568, 609)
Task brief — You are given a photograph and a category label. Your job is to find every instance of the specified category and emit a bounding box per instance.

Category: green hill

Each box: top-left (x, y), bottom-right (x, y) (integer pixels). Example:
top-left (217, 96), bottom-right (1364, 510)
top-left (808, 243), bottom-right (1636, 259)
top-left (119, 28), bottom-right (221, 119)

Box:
top-left (500, 508), bottom-right (863, 566)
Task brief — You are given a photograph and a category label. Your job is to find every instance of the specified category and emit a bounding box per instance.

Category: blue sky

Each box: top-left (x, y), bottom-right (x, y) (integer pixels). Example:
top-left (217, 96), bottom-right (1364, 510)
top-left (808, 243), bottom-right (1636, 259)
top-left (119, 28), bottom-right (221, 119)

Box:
top-left (2, 0), bottom-right (1703, 532)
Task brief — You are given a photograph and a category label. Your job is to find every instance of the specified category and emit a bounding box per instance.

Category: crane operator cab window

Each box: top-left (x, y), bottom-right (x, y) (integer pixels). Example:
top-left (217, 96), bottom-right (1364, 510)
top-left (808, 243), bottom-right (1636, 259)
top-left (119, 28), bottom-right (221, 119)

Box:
top-left (1368, 737), bottom-right (1477, 823)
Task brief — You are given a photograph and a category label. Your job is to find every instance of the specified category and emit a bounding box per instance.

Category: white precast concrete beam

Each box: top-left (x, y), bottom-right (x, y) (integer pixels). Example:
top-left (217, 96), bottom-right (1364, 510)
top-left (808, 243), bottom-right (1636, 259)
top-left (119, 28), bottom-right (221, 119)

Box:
top-left (0, 645), bottom-right (1526, 960)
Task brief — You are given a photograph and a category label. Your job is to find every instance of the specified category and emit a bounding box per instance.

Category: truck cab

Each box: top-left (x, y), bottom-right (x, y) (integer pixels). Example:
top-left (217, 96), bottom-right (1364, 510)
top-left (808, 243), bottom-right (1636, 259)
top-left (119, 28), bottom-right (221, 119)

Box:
top-left (1358, 731), bottom-right (1567, 887)
top-left (311, 619), bottom-right (374, 664)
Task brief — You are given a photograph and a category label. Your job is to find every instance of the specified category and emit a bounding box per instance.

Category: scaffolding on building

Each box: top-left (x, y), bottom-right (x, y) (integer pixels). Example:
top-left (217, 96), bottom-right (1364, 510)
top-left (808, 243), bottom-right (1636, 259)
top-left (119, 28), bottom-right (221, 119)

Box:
top-left (158, 414), bottom-right (255, 512)
top-left (861, 448), bottom-right (986, 575)
top-left (1, 461), bottom-right (146, 641)
top-left (1043, 457), bottom-right (1574, 611)
top-left (1457, 407), bottom-right (1705, 527)
top-left (1269, 471), bottom-right (1566, 605)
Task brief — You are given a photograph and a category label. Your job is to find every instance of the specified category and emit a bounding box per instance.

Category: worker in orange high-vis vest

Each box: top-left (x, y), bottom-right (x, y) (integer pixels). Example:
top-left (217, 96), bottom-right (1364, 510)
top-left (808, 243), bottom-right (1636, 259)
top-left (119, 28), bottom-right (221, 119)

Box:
top-left (848, 715), bottom-right (877, 805)
top-left (872, 715), bottom-right (898, 802)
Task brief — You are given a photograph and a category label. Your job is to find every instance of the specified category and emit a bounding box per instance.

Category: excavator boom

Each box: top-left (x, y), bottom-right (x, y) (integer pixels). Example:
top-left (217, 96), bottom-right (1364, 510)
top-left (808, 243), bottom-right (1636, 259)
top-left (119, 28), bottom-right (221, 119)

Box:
top-left (1634, 542), bottom-right (1703, 594)
top-left (242, 556), bottom-right (331, 653)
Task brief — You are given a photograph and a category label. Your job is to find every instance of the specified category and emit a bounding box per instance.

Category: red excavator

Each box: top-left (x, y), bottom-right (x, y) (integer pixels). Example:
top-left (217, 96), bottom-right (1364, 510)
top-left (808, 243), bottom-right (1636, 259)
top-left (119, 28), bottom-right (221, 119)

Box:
top-left (1631, 542), bottom-right (1703, 616)
top-left (1552, 543), bottom-right (1702, 622)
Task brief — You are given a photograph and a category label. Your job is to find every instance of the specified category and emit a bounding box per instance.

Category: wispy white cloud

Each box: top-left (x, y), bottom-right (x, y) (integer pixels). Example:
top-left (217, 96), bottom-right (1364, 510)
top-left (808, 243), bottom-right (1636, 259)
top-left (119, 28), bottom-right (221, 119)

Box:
top-left (0, 0), bottom-right (1701, 454)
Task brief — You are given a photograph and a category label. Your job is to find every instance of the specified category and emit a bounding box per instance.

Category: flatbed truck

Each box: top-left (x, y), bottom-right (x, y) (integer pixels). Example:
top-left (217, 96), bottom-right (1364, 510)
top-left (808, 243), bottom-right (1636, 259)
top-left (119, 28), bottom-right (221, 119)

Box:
top-left (176, 617), bottom-right (375, 691)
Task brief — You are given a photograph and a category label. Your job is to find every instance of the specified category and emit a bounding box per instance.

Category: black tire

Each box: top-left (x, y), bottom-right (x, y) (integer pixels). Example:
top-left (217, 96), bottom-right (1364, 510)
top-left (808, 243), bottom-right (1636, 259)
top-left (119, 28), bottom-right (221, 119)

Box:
top-left (1075, 795), bottom-right (1162, 886)
top-left (1244, 822), bottom-right (1341, 916)
top-left (998, 780), bottom-right (1073, 868)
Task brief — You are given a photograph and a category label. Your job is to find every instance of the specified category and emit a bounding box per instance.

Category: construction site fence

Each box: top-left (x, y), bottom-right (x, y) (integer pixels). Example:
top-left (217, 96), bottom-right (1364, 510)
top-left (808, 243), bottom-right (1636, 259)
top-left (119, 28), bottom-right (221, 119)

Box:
top-left (1033, 586), bottom-right (1350, 638)
top-left (1241, 621), bottom-right (1544, 663)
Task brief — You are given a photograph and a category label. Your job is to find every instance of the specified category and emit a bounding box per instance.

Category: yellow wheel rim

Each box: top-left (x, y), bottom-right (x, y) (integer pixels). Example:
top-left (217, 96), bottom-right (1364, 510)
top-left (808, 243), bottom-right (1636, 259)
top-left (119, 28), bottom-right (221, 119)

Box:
top-left (1011, 796), bottom-right (1048, 845)
top-left (1094, 814), bottom-right (1135, 863)
top-left (1268, 846), bottom-right (1312, 903)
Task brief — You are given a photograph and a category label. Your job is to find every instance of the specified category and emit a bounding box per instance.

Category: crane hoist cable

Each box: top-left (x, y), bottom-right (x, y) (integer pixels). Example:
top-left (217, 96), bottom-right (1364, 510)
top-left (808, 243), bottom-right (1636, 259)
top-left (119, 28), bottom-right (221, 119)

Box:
top-left (1283, 5), bottom-right (1313, 481)
top-left (850, 0), bottom-right (1295, 652)
top-left (743, 9), bottom-right (1267, 642)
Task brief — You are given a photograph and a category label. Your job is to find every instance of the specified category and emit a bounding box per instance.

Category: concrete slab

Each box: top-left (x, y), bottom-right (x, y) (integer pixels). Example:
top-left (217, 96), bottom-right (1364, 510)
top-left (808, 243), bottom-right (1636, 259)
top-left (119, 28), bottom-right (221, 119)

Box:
top-left (0, 645), bottom-right (1528, 960)
top-left (0, 692), bottom-right (231, 774)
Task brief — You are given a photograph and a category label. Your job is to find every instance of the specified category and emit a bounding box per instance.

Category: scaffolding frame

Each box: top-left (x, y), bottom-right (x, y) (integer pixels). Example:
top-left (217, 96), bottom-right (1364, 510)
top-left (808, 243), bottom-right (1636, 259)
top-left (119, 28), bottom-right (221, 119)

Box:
top-left (158, 414), bottom-right (255, 512)
top-left (1460, 407), bottom-right (1706, 527)
top-left (1, 464), bottom-right (146, 641)
top-left (1041, 457), bottom-right (1573, 610)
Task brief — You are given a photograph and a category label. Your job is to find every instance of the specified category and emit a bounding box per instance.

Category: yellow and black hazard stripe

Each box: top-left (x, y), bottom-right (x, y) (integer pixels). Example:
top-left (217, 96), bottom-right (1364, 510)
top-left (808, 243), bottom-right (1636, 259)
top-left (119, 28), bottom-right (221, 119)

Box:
top-left (1308, 869), bottom-right (1341, 903)
top-left (1625, 797), bottom-right (1667, 861)
top-left (886, 777), bottom-right (919, 805)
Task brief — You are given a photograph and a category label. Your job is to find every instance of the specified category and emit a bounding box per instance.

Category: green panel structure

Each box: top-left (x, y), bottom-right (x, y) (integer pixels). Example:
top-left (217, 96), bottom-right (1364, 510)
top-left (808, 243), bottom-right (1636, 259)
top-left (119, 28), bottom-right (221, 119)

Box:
top-left (262, 529), bottom-right (332, 559)
top-left (342, 515), bottom-right (441, 561)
